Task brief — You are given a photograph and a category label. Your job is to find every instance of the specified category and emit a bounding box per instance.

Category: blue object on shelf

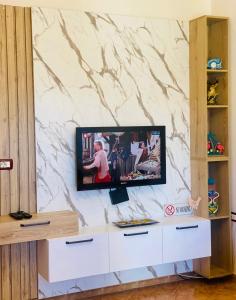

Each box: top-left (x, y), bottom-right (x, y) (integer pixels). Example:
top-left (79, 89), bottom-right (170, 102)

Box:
top-left (208, 177), bottom-right (215, 186)
top-left (207, 58), bottom-right (222, 69)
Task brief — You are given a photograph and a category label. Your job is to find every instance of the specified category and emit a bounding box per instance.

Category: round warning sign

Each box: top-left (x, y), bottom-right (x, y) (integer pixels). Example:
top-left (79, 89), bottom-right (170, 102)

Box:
top-left (165, 204), bottom-right (175, 216)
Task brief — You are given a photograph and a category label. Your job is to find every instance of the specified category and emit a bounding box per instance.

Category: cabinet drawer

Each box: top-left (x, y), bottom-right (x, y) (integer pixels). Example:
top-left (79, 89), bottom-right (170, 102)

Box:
top-left (109, 226), bottom-right (162, 272)
top-left (38, 232), bottom-right (109, 282)
top-left (0, 210), bottom-right (78, 245)
top-left (163, 220), bottom-right (211, 263)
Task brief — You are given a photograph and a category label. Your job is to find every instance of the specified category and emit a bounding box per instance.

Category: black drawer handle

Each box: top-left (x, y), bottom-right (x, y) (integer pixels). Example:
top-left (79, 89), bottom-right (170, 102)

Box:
top-left (124, 231), bottom-right (148, 237)
top-left (66, 238), bottom-right (94, 245)
top-left (20, 221), bottom-right (51, 227)
top-left (176, 225), bottom-right (199, 230)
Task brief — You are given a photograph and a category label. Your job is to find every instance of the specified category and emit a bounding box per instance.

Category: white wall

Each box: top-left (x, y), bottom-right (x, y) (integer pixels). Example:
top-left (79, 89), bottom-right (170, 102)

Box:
top-left (33, 7), bottom-right (191, 298)
top-left (0, 0), bottom-right (211, 19)
top-left (211, 0), bottom-right (236, 274)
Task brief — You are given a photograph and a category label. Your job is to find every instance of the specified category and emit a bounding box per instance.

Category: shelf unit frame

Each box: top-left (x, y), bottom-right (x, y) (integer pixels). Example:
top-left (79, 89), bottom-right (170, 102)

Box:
top-left (190, 15), bottom-right (232, 278)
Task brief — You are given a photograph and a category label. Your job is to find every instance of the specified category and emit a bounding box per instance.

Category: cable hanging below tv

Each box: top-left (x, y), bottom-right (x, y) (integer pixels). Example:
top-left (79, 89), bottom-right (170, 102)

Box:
top-left (76, 126), bottom-right (166, 204)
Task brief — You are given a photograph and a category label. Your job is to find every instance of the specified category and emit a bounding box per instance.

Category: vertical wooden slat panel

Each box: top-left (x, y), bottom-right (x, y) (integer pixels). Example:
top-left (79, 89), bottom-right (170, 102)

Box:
top-left (0, 247), bottom-right (2, 300)
top-left (16, 7), bottom-right (29, 213)
top-left (0, 4), bottom-right (10, 214)
top-left (25, 8), bottom-right (38, 298)
top-left (10, 244), bottom-right (21, 300)
top-left (20, 243), bottom-right (30, 300)
top-left (6, 6), bottom-right (22, 300)
top-left (6, 5), bottom-right (19, 213)
top-left (16, 7), bottom-right (30, 300)
top-left (25, 8), bottom-right (36, 215)
top-left (29, 241), bottom-right (37, 299)
top-left (0, 4), bottom-right (3, 222)
top-left (0, 5), bottom-right (37, 300)
top-left (1, 246), bottom-right (11, 300)
top-left (0, 5), bottom-right (11, 300)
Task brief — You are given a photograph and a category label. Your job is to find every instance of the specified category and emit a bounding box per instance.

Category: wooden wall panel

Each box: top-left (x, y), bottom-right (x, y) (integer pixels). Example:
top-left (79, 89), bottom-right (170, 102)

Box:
top-left (25, 8), bottom-right (36, 215)
top-left (0, 5), bottom-right (37, 300)
top-left (0, 5), bottom-right (11, 300)
top-left (0, 5), bottom-right (10, 216)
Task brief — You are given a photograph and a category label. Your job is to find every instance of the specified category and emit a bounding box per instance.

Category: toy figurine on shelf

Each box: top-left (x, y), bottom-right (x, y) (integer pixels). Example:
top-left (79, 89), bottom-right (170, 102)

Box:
top-left (208, 178), bottom-right (220, 216)
top-left (207, 57), bottom-right (223, 69)
top-left (208, 132), bottom-right (224, 155)
top-left (188, 196), bottom-right (201, 211)
top-left (215, 142), bottom-right (224, 155)
top-left (207, 79), bottom-right (219, 105)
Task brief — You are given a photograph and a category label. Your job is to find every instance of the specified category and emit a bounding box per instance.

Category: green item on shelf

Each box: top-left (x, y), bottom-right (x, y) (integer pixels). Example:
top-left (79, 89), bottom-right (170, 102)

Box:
top-left (208, 190), bottom-right (220, 216)
top-left (208, 132), bottom-right (225, 156)
top-left (208, 177), bottom-right (219, 216)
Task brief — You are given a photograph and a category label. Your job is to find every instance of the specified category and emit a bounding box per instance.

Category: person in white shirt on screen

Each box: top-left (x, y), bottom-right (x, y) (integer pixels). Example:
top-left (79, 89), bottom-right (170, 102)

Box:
top-left (84, 140), bottom-right (111, 183)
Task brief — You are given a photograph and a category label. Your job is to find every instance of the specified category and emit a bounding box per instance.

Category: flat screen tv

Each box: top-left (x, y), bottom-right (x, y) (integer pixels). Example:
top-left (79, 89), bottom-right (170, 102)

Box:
top-left (76, 126), bottom-right (166, 191)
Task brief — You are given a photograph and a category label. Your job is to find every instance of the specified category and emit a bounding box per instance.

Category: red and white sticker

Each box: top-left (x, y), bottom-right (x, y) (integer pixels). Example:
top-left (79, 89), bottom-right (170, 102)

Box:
top-left (164, 203), bottom-right (192, 217)
top-left (164, 204), bottom-right (176, 216)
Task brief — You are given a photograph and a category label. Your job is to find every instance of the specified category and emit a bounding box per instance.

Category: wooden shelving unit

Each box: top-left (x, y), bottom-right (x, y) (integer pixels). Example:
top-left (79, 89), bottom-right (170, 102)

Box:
top-left (190, 16), bottom-right (232, 278)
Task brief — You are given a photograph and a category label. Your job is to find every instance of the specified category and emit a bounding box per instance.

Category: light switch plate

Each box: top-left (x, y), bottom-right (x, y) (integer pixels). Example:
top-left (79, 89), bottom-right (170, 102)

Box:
top-left (0, 159), bottom-right (13, 170)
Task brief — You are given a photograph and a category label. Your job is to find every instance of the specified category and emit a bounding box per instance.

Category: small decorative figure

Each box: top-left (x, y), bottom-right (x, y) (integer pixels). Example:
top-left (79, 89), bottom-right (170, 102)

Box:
top-left (215, 142), bottom-right (224, 155)
top-left (208, 140), bottom-right (214, 155)
top-left (188, 196), bottom-right (201, 211)
top-left (208, 132), bottom-right (224, 156)
top-left (208, 178), bottom-right (220, 216)
top-left (207, 79), bottom-right (219, 105)
top-left (207, 57), bottom-right (222, 69)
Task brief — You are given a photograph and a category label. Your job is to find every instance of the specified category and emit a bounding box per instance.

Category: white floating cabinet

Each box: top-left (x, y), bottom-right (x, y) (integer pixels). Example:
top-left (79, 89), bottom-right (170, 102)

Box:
top-left (109, 226), bottom-right (162, 272)
top-left (38, 232), bottom-right (109, 282)
top-left (162, 219), bottom-right (211, 263)
top-left (38, 216), bottom-right (211, 283)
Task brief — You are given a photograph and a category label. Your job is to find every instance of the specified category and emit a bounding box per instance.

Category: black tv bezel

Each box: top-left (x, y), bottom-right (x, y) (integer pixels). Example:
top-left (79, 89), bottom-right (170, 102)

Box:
top-left (76, 126), bottom-right (166, 191)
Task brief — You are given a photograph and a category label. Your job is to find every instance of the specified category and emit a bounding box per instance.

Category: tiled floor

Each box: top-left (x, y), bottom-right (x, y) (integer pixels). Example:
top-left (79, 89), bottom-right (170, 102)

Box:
top-left (88, 276), bottom-right (236, 300)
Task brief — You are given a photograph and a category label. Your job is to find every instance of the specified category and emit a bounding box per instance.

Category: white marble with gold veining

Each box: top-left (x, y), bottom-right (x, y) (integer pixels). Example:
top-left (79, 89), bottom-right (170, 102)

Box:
top-left (32, 7), bottom-right (190, 298)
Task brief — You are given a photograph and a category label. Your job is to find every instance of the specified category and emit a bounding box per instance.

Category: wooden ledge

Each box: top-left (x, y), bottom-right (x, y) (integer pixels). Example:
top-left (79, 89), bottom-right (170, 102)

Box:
top-left (0, 210), bottom-right (79, 245)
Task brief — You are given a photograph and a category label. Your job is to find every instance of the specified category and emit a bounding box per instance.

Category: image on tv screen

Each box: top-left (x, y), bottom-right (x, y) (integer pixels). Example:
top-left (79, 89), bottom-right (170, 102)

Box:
top-left (81, 130), bottom-right (162, 185)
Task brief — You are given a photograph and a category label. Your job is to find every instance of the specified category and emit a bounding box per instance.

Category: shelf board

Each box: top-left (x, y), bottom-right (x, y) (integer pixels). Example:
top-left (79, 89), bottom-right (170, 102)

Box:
top-left (0, 211), bottom-right (79, 246)
top-left (207, 69), bottom-right (228, 73)
top-left (207, 105), bottom-right (228, 109)
top-left (209, 264), bottom-right (232, 279)
top-left (207, 156), bottom-right (229, 162)
top-left (209, 215), bottom-right (230, 221)
top-left (207, 16), bottom-right (229, 26)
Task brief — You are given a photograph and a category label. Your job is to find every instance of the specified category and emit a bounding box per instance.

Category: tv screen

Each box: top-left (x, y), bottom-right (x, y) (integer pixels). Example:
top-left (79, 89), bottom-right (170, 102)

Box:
top-left (76, 126), bottom-right (166, 191)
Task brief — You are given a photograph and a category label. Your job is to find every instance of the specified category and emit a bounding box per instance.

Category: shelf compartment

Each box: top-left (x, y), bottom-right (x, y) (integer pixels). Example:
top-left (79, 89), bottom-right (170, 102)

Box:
top-left (209, 218), bottom-right (232, 278)
top-left (207, 72), bottom-right (228, 105)
top-left (208, 18), bottom-right (228, 69)
top-left (208, 108), bottom-right (228, 155)
top-left (208, 161), bottom-right (229, 217)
